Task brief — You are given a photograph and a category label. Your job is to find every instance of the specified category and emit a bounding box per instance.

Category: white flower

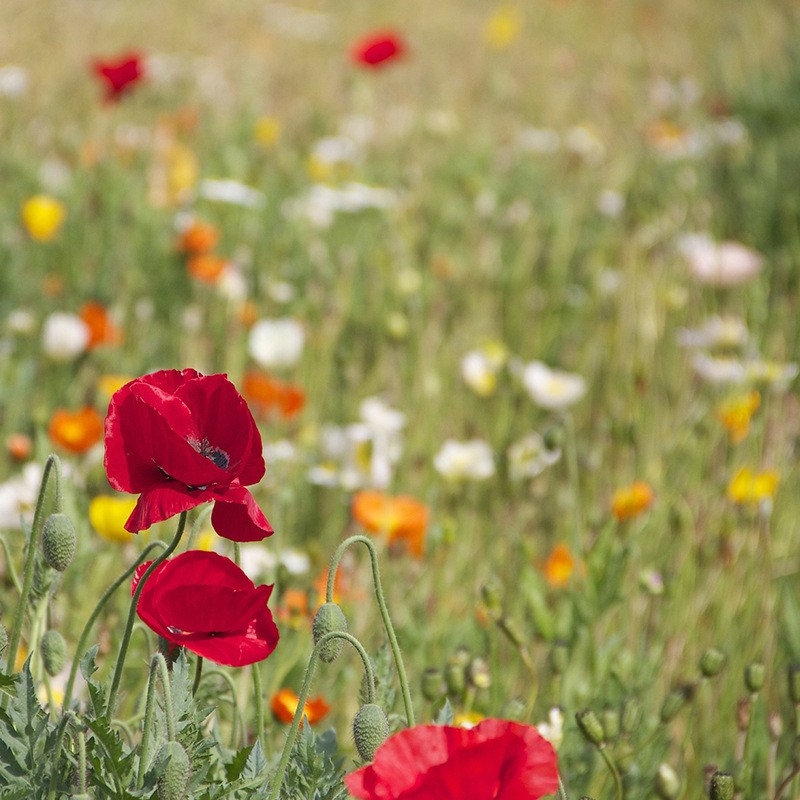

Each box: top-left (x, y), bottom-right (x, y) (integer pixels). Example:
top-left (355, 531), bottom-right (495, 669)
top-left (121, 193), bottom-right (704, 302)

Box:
top-left (359, 397), bottom-right (405, 489)
top-left (691, 353), bottom-right (746, 384)
top-left (565, 125), bottom-right (605, 162)
top-left (507, 433), bottom-right (561, 481)
top-left (536, 707), bottom-right (564, 749)
top-left (677, 316), bottom-right (749, 350)
top-left (678, 233), bottom-right (763, 286)
top-left (312, 136), bottom-right (360, 166)
top-left (248, 318), bottom-right (304, 369)
top-left (744, 359), bottom-right (799, 390)
top-left (216, 268), bottom-right (248, 302)
top-left (266, 281), bottom-right (296, 304)
top-left (0, 65), bottom-right (28, 97)
top-left (199, 179), bottom-right (265, 208)
top-left (266, 439), bottom-right (299, 463)
top-left (461, 351), bottom-right (497, 397)
top-left (0, 464), bottom-right (51, 529)
top-left (280, 548), bottom-right (311, 575)
top-left (596, 189), bottom-right (625, 218)
top-left (7, 309), bottom-right (36, 335)
top-left (433, 439), bottom-right (495, 482)
top-left (282, 183), bottom-right (398, 228)
top-left (41, 312), bottom-right (90, 361)
top-left (522, 362), bottom-right (586, 410)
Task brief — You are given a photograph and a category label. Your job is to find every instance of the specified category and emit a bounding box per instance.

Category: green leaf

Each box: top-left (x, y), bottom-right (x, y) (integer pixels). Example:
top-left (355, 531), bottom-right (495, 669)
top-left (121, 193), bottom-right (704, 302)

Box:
top-left (433, 698), bottom-right (454, 726)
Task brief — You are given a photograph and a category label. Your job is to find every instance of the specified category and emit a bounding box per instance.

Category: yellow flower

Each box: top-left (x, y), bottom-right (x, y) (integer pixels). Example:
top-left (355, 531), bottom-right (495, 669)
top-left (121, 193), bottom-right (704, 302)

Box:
top-left (717, 391), bottom-right (760, 443)
top-left (454, 711), bottom-right (485, 729)
top-left (98, 374), bottom-right (134, 400)
top-left (307, 155), bottom-right (334, 183)
top-left (195, 530), bottom-right (216, 551)
top-left (167, 143), bottom-right (198, 203)
top-left (727, 467), bottom-right (779, 505)
top-left (89, 496), bottom-right (138, 543)
top-left (484, 6), bottom-right (521, 49)
top-left (254, 115), bottom-right (282, 148)
top-left (544, 544), bottom-right (575, 587)
top-left (612, 481), bottom-right (654, 521)
top-left (21, 195), bottom-right (66, 242)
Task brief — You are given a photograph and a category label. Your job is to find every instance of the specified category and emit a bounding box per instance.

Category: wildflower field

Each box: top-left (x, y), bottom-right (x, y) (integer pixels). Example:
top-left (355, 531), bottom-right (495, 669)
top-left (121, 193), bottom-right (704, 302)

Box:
top-left (1, 0), bottom-right (800, 797)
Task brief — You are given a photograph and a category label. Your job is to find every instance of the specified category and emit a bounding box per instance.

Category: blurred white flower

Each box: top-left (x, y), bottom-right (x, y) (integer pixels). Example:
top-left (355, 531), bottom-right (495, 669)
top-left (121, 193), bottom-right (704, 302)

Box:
top-left (0, 463), bottom-right (63, 529)
top-left (42, 312), bottom-right (89, 361)
top-left (596, 189), bottom-right (625, 218)
top-left (312, 135), bottom-right (360, 167)
top-left (199, 179), bottom-right (265, 208)
top-left (249, 318), bottom-right (305, 369)
top-left (677, 316), bottom-right (749, 350)
top-left (266, 439), bottom-right (299, 463)
top-left (433, 439), bottom-right (495, 482)
top-left (461, 351), bottom-right (497, 397)
top-left (283, 183), bottom-right (398, 228)
top-left (0, 65), bottom-right (28, 97)
top-left (216, 268), bottom-right (248, 302)
top-left (678, 233), bottom-right (763, 286)
top-left (263, 3), bottom-right (331, 41)
top-left (565, 125), bottom-right (605, 163)
top-left (522, 362), bottom-right (586, 410)
top-left (744, 359), bottom-right (799, 390)
top-left (7, 309), bottom-right (36, 335)
top-left (266, 281), bottom-right (296, 304)
top-left (691, 353), bottom-right (746, 384)
top-left (507, 433), bottom-right (561, 481)
top-left (536, 707), bottom-right (564, 749)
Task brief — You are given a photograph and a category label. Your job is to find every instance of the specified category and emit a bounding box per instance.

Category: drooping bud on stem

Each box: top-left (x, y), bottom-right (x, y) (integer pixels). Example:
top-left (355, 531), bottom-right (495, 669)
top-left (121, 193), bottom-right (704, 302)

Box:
top-left (422, 668), bottom-right (444, 702)
top-left (312, 603), bottom-right (348, 663)
top-left (699, 648), bottom-right (727, 678)
top-left (744, 662), bottom-right (766, 693)
top-left (576, 709), bottom-right (605, 747)
top-left (41, 512), bottom-right (76, 572)
top-left (353, 703), bottom-right (390, 762)
top-left (41, 629), bottom-right (67, 676)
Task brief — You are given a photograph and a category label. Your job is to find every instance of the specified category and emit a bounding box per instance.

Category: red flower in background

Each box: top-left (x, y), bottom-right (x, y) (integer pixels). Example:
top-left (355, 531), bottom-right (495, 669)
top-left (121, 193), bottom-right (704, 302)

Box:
top-left (133, 550), bottom-right (279, 667)
top-left (350, 31), bottom-right (405, 68)
top-left (92, 52), bottom-right (145, 101)
top-left (346, 719), bottom-right (559, 800)
top-left (104, 369), bottom-right (273, 542)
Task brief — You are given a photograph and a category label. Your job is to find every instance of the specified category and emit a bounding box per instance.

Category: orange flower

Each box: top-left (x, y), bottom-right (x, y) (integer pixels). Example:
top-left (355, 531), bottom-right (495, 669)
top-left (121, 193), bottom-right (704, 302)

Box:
top-left (611, 481), bottom-right (654, 521)
top-left (79, 301), bottom-right (123, 348)
top-left (271, 688), bottom-right (330, 726)
top-left (243, 371), bottom-right (306, 420)
top-left (544, 544), bottom-right (575, 587)
top-left (187, 254), bottom-right (228, 283)
top-left (178, 221), bottom-right (219, 255)
top-left (238, 301), bottom-right (259, 328)
top-left (7, 434), bottom-right (32, 461)
top-left (352, 490), bottom-right (429, 557)
top-left (48, 407), bottom-right (103, 454)
top-left (717, 391), bottom-right (760, 444)
top-left (277, 588), bottom-right (310, 628)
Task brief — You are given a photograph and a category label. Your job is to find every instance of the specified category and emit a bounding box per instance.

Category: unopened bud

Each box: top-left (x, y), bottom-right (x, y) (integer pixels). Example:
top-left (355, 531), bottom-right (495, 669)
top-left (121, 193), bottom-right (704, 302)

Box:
top-left (445, 661), bottom-right (467, 695)
top-left (549, 641), bottom-right (569, 675)
top-left (699, 648), bottom-right (727, 678)
top-left (353, 703), bottom-right (389, 762)
top-left (655, 763), bottom-right (681, 799)
top-left (312, 603), bottom-right (348, 663)
top-left (601, 707), bottom-right (620, 741)
top-left (40, 629), bottom-right (67, 677)
top-left (788, 664), bottom-right (800, 704)
top-left (736, 697), bottom-right (751, 732)
top-left (468, 657), bottom-right (491, 690)
top-left (155, 741), bottom-right (191, 800)
top-left (41, 513), bottom-right (76, 572)
top-left (422, 668), bottom-right (444, 702)
top-left (768, 712), bottom-right (783, 741)
top-left (576, 709), bottom-right (605, 746)
top-left (709, 771), bottom-right (734, 800)
top-left (744, 663), bottom-right (766, 693)
top-left (451, 646), bottom-right (471, 668)
top-left (660, 685), bottom-right (694, 723)
top-left (621, 696), bottom-right (640, 734)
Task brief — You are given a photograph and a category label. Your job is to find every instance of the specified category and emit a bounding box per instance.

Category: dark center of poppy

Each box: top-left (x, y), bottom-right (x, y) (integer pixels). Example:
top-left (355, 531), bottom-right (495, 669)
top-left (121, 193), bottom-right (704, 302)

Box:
top-left (167, 625), bottom-right (224, 638)
top-left (187, 436), bottom-right (230, 470)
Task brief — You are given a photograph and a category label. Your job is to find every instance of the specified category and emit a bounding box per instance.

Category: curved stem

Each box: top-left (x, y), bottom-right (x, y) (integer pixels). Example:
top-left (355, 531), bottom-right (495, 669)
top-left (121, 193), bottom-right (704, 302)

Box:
top-left (267, 631), bottom-right (376, 800)
top-left (5, 454), bottom-right (61, 674)
top-left (106, 512), bottom-right (187, 716)
top-left (327, 534), bottom-right (415, 726)
top-left (599, 746), bottom-right (623, 800)
top-left (204, 668), bottom-right (244, 748)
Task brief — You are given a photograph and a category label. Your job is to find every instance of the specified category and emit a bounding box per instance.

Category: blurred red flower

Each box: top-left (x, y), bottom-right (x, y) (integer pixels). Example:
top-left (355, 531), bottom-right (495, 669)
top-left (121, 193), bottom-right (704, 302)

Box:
top-left (132, 551), bottom-right (279, 667)
top-left (346, 719), bottom-right (559, 800)
top-left (350, 31), bottom-right (405, 68)
top-left (92, 52), bottom-right (145, 101)
top-left (104, 369), bottom-right (273, 541)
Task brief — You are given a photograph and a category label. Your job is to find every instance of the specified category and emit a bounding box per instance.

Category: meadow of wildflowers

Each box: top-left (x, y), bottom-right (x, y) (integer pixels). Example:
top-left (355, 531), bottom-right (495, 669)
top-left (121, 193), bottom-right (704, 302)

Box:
top-left (1, 0), bottom-right (800, 798)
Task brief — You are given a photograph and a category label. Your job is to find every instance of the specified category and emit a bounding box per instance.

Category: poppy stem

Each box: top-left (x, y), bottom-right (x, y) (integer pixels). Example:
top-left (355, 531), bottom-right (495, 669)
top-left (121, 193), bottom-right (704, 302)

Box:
top-left (267, 631), bottom-right (376, 800)
top-left (327, 534), bottom-right (416, 727)
top-left (106, 511), bottom-right (188, 717)
top-left (5, 453), bottom-right (62, 677)
top-left (252, 660), bottom-right (265, 752)
top-left (137, 653), bottom-right (175, 788)
top-left (192, 655), bottom-right (204, 696)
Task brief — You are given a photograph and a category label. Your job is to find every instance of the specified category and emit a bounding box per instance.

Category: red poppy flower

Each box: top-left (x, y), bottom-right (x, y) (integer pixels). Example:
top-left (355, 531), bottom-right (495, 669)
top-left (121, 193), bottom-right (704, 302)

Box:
top-left (104, 369), bottom-right (273, 542)
top-left (92, 52), bottom-right (145, 101)
top-left (346, 719), bottom-right (559, 800)
top-left (132, 550), bottom-right (279, 667)
top-left (350, 31), bottom-right (406, 68)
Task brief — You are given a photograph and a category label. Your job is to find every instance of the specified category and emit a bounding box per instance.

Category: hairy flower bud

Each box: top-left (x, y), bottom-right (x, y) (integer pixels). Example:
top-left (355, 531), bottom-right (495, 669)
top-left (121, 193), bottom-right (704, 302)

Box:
top-left (353, 703), bottom-right (390, 762)
top-left (40, 629), bottom-right (67, 676)
top-left (312, 603), bottom-right (348, 663)
top-left (699, 648), bottom-right (727, 678)
top-left (710, 771), bottom-right (734, 800)
top-left (576, 709), bottom-right (605, 746)
top-left (744, 663), bottom-right (766, 693)
top-left (155, 741), bottom-right (191, 800)
top-left (41, 513), bottom-right (77, 572)
top-left (445, 660), bottom-right (467, 695)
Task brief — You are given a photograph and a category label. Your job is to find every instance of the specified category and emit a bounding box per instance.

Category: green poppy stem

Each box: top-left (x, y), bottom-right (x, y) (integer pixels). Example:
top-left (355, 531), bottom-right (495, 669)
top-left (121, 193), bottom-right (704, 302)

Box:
top-left (137, 653), bottom-right (175, 788)
top-left (326, 534), bottom-right (415, 727)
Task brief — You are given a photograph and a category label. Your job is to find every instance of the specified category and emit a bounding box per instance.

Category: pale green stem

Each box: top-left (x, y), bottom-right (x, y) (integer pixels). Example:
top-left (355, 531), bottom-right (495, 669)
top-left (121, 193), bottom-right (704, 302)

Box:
top-left (137, 653), bottom-right (175, 788)
top-left (558, 774), bottom-right (569, 800)
top-left (106, 512), bottom-right (187, 716)
top-left (5, 454), bottom-right (61, 675)
top-left (253, 661), bottom-right (265, 751)
top-left (267, 631), bottom-right (376, 800)
top-left (599, 746), bottom-right (623, 800)
top-left (77, 726), bottom-right (87, 794)
top-left (327, 534), bottom-right (415, 726)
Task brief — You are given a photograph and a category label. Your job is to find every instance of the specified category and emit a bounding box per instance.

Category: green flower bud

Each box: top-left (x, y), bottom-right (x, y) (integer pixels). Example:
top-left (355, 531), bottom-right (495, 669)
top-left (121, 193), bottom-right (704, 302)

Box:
top-left (621, 696), bottom-right (640, 734)
top-left (744, 663), bottom-right (766, 693)
top-left (788, 664), bottom-right (800, 704)
top-left (601, 706), bottom-right (620, 741)
top-left (312, 603), bottom-right (348, 663)
top-left (445, 661), bottom-right (466, 695)
top-left (655, 763), bottom-right (681, 799)
top-left (421, 668), bottom-right (444, 702)
top-left (41, 513), bottom-right (76, 572)
top-left (0, 624), bottom-right (7, 656)
top-left (155, 741), bottom-right (191, 800)
top-left (709, 771), bottom-right (734, 800)
top-left (660, 685), bottom-right (694, 724)
top-left (40, 630), bottom-right (67, 677)
top-left (353, 703), bottom-right (389, 762)
top-left (576, 709), bottom-right (605, 746)
top-left (467, 657), bottom-right (491, 690)
top-left (699, 648), bottom-right (727, 678)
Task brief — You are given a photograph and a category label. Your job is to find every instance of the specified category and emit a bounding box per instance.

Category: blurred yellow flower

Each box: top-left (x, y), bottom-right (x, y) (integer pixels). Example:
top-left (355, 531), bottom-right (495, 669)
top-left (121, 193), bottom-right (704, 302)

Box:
top-left (307, 155), bottom-right (335, 183)
top-left (717, 391), bottom-right (760, 443)
top-left (167, 143), bottom-right (198, 203)
top-left (544, 544), bottom-right (575, 587)
top-left (21, 195), bottom-right (66, 242)
top-left (612, 481), bottom-right (654, 521)
top-left (89, 496), bottom-right (137, 543)
top-left (484, 6), bottom-right (521, 49)
top-left (727, 467), bottom-right (779, 505)
top-left (254, 115), bottom-right (282, 148)
top-left (454, 711), bottom-right (485, 729)
top-left (98, 374), bottom-right (134, 400)
top-left (195, 530), bottom-right (215, 551)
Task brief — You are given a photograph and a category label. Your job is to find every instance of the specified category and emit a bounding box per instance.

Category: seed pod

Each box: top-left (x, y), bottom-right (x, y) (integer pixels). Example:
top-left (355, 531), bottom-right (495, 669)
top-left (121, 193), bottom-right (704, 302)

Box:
top-left (710, 771), bottom-right (734, 800)
top-left (40, 630), bottom-right (67, 677)
top-left (421, 668), bottom-right (444, 702)
top-left (41, 513), bottom-right (76, 572)
top-left (575, 709), bottom-right (605, 746)
top-left (353, 703), bottom-right (389, 762)
top-left (445, 660), bottom-right (466, 695)
top-left (744, 663), bottom-right (766, 693)
top-left (155, 741), bottom-right (191, 800)
top-left (699, 648), bottom-right (727, 678)
top-left (655, 763), bottom-right (681, 799)
top-left (312, 603), bottom-right (348, 663)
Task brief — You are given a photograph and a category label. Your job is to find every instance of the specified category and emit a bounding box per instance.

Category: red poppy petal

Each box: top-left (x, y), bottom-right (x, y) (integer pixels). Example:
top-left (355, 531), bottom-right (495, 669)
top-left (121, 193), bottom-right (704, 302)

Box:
top-left (125, 482), bottom-right (211, 532)
top-left (210, 486), bottom-right (273, 542)
top-left (175, 617), bottom-right (279, 667)
top-left (159, 583), bottom-right (272, 633)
